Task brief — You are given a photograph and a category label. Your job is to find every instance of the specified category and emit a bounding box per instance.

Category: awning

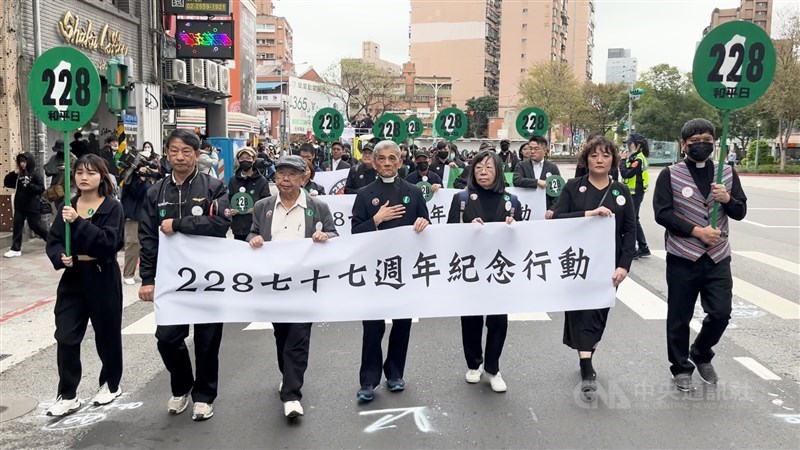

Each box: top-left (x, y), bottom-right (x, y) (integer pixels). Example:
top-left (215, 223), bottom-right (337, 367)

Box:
top-left (175, 110), bottom-right (260, 134)
top-left (257, 81), bottom-right (286, 90)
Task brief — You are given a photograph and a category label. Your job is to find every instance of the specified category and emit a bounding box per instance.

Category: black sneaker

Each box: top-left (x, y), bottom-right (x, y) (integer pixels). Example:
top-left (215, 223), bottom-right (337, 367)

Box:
top-left (695, 362), bottom-right (719, 384)
top-left (357, 386), bottom-right (374, 402)
top-left (673, 373), bottom-right (695, 392)
top-left (387, 378), bottom-right (405, 392)
top-left (637, 246), bottom-right (651, 258)
top-left (580, 376), bottom-right (597, 402)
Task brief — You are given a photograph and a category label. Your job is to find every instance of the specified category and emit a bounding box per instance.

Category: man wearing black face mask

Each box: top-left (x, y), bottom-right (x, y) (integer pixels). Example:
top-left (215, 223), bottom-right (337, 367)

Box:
top-left (498, 139), bottom-right (520, 172)
top-left (653, 118), bottom-right (747, 393)
top-left (405, 148), bottom-right (443, 190)
top-left (227, 147), bottom-right (271, 241)
top-left (430, 141), bottom-right (465, 182)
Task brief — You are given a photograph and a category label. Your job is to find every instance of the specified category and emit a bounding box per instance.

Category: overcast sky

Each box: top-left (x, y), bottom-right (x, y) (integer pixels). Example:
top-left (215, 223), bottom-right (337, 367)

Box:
top-left (273, 0), bottom-right (797, 83)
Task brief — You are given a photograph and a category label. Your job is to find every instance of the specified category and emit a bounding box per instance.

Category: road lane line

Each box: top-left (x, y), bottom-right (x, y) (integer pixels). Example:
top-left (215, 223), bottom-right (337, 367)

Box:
top-left (734, 357), bottom-right (782, 381)
top-left (121, 312), bottom-right (157, 335)
top-left (652, 250), bottom-right (800, 320)
top-left (243, 322), bottom-right (273, 330)
top-left (385, 318), bottom-right (420, 324)
top-left (616, 278), bottom-right (667, 320)
top-left (508, 313), bottom-right (551, 321)
top-left (0, 297), bottom-right (55, 324)
top-left (741, 219), bottom-right (799, 229)
top-left (734, 251), bottom-right (800, 276)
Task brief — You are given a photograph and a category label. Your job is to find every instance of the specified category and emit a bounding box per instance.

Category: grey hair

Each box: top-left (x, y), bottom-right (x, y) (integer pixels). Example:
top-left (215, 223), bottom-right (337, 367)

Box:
top-left (374, 140), bottom-right (401, 158)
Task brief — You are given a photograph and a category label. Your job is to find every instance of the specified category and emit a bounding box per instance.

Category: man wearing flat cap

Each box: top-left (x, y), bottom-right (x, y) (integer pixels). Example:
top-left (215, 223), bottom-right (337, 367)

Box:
top-left (248, 155), bottom-right (338, 420)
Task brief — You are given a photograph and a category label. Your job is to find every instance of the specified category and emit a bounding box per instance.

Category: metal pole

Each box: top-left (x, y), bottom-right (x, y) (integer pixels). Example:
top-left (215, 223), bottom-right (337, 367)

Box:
top-left (755, 123), bottom-right (761, 169)
top-left (432, 76), bottom-right (439, 139)
top-left (627, 93), bottom-right (633, 135)
top-left (711, 110), bottom-right (731, 229)
top-left (279, 68), bottom-right (285, 155)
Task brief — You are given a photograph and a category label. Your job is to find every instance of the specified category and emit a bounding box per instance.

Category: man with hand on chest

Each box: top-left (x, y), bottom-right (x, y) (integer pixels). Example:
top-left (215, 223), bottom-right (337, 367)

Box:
top-left (351, 140), bottom-right (430, 403)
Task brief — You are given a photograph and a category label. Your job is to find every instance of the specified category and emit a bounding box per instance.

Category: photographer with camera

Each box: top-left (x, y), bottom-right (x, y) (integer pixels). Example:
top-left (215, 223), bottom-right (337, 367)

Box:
top-left (120, 148), bottom-right (161, 285)
top-left (227, 147), bottom-right (271, 241)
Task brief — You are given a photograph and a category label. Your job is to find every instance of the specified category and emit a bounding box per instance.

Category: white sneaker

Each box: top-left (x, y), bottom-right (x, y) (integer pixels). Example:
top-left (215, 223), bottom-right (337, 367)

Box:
top-left (487, 372), bottom-right (507, 393)
top-left (92, 384), bottom-right (122, 406)
top-left (46, 396), bottom-right (81, 416)
top-left (123, 278), bottom-right (136, 285)
top-left (465, 366), bottom-right (483, 384)
top-left (283, 400), bottom-right (304, 418)
top-left (192, 402), bottom-right (214, 421)
top-left (167, 394), bottom-right (189, 414)
top-left (3, 250), bottom-right (21, 258)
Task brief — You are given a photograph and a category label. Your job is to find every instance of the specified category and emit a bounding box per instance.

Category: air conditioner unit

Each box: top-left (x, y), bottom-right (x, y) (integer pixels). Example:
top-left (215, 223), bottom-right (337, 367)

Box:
top-left (164, 59), bottom-right (187, 83)
top-left (218, 66), bottom-right (230, 94)
top-left (188, 59), bottom-right (206, 88)
top-left (205, 61), bottom-right (219, 91)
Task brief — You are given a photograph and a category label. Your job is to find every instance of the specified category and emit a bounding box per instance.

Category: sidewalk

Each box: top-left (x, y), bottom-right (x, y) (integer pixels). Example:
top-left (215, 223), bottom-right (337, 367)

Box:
top-left (0, 239), bottom-right (60, 318)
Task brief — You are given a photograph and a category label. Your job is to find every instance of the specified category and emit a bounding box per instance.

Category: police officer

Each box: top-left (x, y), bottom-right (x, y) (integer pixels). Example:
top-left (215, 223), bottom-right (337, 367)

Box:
top-left (619, 133), bottom-right (651, 258)
top-left (653, 118), bottom-right (747, 392)
top-left (351, 140), bottom-right (430, 402)
top-left (404, 148), bottom-right (443, 189)
top-left (138, 129), bottom-right (231, 421)
top-left (227, 147), bottom-right (271, 241)
top-left (344, 143), bottom-right (377, 194)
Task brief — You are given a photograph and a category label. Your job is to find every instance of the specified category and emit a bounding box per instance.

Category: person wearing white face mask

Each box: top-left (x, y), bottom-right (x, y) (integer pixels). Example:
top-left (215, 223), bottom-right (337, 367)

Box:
top-left (653, 118), bottom-right (748, 393)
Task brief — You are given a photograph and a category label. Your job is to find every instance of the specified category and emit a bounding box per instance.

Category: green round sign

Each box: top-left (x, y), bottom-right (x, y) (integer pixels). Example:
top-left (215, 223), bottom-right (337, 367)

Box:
top-left (545, 175), bottom-right (566, 198)
top-left (434, 108), bottom-right (467, 140)
top-left (373, 113), bottom-right (407, 143)
top-left (405, 116), bottom-right (424, 139)
top-left (692, 21), bottom-right (775, 110)
top-left (312, 107), bottom-right (344, 142)
top-left (515, 107), bottom-right (549, 139)
top-left (27, 47), bottom-right (101, 131)
top-left (416, 181), bottom-right (434, 202)
top-left (231, 192), bottom-right (255, 213)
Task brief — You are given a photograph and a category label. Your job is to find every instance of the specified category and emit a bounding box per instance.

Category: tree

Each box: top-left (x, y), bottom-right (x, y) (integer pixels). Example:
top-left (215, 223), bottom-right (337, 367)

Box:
top-left (728, 105), bottom-right (764, 156)
top-left (518, 62), bottom-right (581, 140)
top-left (464, 95), bottom-right (498, 138)
top-left (583, 82), bottom-right (629, 135)
top-left (760, 7), bottom-right (800, 171)
top-left (322, 59), bottom-right (398, 122)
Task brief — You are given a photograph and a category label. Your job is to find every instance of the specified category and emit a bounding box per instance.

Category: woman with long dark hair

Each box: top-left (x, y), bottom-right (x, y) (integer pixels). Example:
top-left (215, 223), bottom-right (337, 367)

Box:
top-left (44, 154), bottom-right (125, 416)
top-left (551, 136), bottom-right (635, 402)
top-left (447, 150), bottom-right (522, 393)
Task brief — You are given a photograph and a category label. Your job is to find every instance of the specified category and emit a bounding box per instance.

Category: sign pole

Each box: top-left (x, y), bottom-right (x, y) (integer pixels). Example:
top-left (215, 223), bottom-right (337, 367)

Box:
top-left (63, 130), bottom-right (72, 256)
top-left (710, 109), bottom-right (731, 229)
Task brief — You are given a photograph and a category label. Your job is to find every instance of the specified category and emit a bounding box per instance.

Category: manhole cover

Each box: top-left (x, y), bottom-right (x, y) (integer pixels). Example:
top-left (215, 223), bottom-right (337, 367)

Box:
top-left (0, 395), bottom-right (38, 422)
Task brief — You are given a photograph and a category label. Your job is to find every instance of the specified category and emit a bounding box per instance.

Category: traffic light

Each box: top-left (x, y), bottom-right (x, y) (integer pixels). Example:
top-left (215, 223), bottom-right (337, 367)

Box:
top-left (629, 88), bottom-right (645, 96)
top-left (106, 59), bottom-right (129, 113)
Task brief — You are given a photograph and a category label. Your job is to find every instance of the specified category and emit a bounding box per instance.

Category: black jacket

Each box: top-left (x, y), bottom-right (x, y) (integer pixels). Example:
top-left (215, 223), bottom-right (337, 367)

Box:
top-left (120, 173), bottom-right (152, 221)
top-left (498, 150), bottom-right (520, 172)
top-left (344, 164), bottom-right (377, 194)
top-left (139, 170), bottom-right (231, 285)
top-left (46, 196), bottom-right (125, 270)
top-left (351, 178), bottom-right (430, 234)
top-left (321, 159), bottom-right (352, 171)
top-left (513, 159), bottom-right (561, 210)
top-left (446, 188), bottom-right (523, 224)
top-left (431, 157), bottom-right (465, 182)
top-left (304, 180), bottom-right (326, 196)
top-left (4, 152), bottom-right (45, 213)
top-left (405, 170), bottom-right (443, 186)
top-left (228, 171), bottom-right (271, 236)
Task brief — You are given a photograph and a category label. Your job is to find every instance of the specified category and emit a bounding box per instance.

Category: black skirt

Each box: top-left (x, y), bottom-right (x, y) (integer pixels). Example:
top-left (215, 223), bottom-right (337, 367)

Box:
top-left (563, 308), bottom-right (610, 351)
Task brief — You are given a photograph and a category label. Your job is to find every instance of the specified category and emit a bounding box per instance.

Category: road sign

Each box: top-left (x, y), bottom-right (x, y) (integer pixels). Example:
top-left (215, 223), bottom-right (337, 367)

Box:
top-left (515, 107), bottom-right (549, 139)
top-left (629, 88), bottom-right (645, 96)
top-left (27, 47), bottom-right (101, 131)
top-left (373, 113), bottom-right (407, 143)
top-left (405, 116), bottom-right (423, 139)
top-left (693, 21), bottom-right (775, 110)
top-left (434, 108), bottom-right (467, 140)
top-left (312, 108), bottom-right (345, 143)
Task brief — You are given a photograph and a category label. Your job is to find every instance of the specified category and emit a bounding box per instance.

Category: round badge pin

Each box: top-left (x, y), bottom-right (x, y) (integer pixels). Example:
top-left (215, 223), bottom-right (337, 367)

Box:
top-left (359, 174), bottom-right (364, 179)
top-left (682, 187), bottom-right (694, 198)
top-left (371, 198), bottom-right (380, 206)
top-left (306, 209), bottom-right (313, 217)
top-left (546, 172), bottom-right (552, 178)
top-left (191, 206), bottom-right (203, 216)
top-left (402, 196), bottom-right (411, 205)
top-left (87, 208), bottom-right (95, 217)
top-left (616, 196), bottom-right (627, 206)
top-left (224, 208), bottom-right (232, 218)
top-left (422, 176), bottom-right (428, 183)
top-left (470, 193), bottom-right (478, 201)
top-left (612, 189), bottom-right (620, 196)
top-left (159, 209), bottom-right (166, 218)
top-left (505, 201), bottom-right (512, 211)
top-left (266, 210), bottom-right (273, 218)
top-left (503, 194), bottom-right (510, 201)
top-left (250, 190), bottom-right (255, 194)
top-left (579, 186), bottom-right (587, 193)
top-left (315, 222), bottom-right (323, 231)
top-left (239, 187), bottom-right (246, 193)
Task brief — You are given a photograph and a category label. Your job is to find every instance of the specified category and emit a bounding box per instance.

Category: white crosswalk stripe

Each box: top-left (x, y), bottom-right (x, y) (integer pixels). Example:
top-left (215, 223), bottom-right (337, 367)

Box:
top-left (508, 312), bottom-right (551, 321)
top-left (733, 251), bottom-right (800, 276)
top-left (617, 278), bottom-right (667, 320)
top-left (121, 312), bottom-right (157, 335)
top-left (243, 322), bottom-right (273, 330)
top-left (734, 357), bottom-right (782, 381)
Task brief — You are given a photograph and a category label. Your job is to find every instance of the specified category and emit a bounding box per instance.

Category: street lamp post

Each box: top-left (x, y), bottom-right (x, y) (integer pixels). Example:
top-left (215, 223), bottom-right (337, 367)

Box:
top-left (755, 120), bottom-right (762, 169)
top-left (415, 75), bottom-right (457, 139)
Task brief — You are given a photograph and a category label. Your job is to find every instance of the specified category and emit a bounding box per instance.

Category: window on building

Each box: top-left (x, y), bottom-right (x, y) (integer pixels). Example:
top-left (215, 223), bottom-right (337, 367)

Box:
top-left (756, 2), bottom-right (768, 7)
top-left (551, 53), bottom-right (557, 61)
top-left (756, 10), bottom-right (767, 15)
top-left (522, 8), bottom-right (528, 13)
top-left (521, 68), bottom-right (526, 74)
top-left (257, 23), bottom-right (276, 33)
top-left (754, 20), bottom-right (767, 26)
top-left (521, 53), bottom-right (526, 59)
top-left (552, 37), bottom-right (557, 47)
top-left (522, 38), bottom-right (527, 44)
top-left (522, 23), bottom-right (527, 29)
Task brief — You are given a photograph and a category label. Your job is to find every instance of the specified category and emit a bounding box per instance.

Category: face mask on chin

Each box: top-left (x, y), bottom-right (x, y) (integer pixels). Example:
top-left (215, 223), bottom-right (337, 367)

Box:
top-left (686, 142), bottom-right (714, 163)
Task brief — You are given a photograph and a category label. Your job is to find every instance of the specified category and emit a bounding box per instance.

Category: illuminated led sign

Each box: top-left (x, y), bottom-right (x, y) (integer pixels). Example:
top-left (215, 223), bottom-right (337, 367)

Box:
top-left (175, 20), bottom-right (235, 60)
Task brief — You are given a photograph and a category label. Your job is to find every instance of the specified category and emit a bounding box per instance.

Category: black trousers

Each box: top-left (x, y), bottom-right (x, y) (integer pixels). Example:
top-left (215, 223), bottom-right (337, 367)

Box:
top-left (11, 209), bottom-right (49, 251)
top-left (461, 315), bottom-right (508, 375)
top-left (274, 323), bottom-right (312, 402)
top-left (233, 234), bottom-right (248, 242)
top-left (156, 323), bottom-right (224, 403)
top-left (54, 260), bottom-right (123, 399)
top-left (631, 193), bottom-right (648, 248)
top-left (666, 254), bottom-right (732, 375)
top-left (360, 319), bottom-right (412, 388)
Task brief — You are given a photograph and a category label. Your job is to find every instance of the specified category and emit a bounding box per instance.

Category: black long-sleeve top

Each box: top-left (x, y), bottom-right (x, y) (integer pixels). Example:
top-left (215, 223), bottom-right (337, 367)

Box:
top-left (552, 176), bottom-right (636, 271)
top-left (46, 196), bottom-right (125, 270)
top-left (653, 160), bottom-right (747, 238)
top-left (446, 187), bottom-right (523, 224)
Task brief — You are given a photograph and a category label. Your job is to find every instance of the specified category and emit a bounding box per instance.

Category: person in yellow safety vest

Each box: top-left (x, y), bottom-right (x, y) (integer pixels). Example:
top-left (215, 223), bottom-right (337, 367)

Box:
top-left (619, 133), bottom-right (651, 259)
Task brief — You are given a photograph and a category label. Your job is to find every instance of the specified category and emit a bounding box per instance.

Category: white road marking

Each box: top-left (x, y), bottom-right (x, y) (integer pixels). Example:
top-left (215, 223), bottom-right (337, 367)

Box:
top-left (243, 322), bottom-right (273, 330)
top-left (121, 312), bottom-right (157, 335)
top-left (385, 318), bottom-right (419, 324)
top-left (616, 278), bottom-right (667, 320)
top-left (748, 208), bottom-right (800, 211)
top-left (508, 312), bottom-right (552, 321)
top-left (734, 251), bottom-right (800, 276)
top-left (689, 320), bottom-right (703, 333)
top-left (741, 219), bottom-right (799, 229)
top-left (734, 356), bottom-right (782, 381)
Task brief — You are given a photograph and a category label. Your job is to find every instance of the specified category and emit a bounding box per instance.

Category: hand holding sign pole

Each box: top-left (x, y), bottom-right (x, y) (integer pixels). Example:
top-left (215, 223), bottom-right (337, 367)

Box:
top-left (28, 47), bottom-right (101, 256)
top-left (692, 21), bottom-right (775, 228)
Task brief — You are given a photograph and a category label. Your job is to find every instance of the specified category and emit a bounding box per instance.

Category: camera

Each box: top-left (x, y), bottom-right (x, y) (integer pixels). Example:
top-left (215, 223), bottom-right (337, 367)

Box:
top-left (119, 147), bottom-right (163, 184)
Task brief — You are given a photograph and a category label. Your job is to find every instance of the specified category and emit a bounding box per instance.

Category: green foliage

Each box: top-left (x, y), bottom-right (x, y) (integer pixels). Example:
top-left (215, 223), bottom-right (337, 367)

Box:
top-left (464, 96), bottom-right (499, 138)
top-left (736, 164), bottom-right (800, 174)
top-left (583, 82), bottom-right (628, 135)
top-left (743, 139), bottom-right (774, 164)
top-left (518, 62), bottom-right (581, 135)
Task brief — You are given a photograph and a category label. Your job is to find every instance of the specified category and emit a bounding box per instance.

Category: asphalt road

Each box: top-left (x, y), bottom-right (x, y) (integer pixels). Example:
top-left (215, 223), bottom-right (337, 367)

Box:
top-left (1, 168), bottom-right (798, 449)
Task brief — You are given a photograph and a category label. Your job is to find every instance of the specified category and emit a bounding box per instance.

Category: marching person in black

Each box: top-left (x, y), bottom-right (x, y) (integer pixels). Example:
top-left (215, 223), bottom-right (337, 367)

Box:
top-left (513, 135), bottom-right (562, 218)
top-left (302, 159), bottom-right (326, 196)
top-left (138, 129), bottom-right (231, 421)
top-left (430, 141), bottom-right (465, 181)
top-left (227, 147), bottom-right (271, 241)
top-left (551, 135), bottom-right (635, 402)
top-left (344, 144), bottom-right (377, 194)
top-left (4, 152), bottom-right (49, 258)
top-left (44, 154), bottom-right (125, 416)
top-left (351, 140), bottom-right (430, 402)
top-left (247, 155), bottom-right (338, 419)
top-left (404, 148), bottom-right (443, 189)
top-left (498, 139), bottom-right (520, 172)
top-left (653, 118), bottom-right (747, 392)
top-left (447, 150), bottom-right (522, 393)
top-left (321, 141), bottom-right (351, 172)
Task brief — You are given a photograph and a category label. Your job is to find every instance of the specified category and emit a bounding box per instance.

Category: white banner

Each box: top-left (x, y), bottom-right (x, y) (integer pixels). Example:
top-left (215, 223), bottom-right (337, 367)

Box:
top-left (154, 217), bottom-right (616, 325)
top-left (288, 77), bottom-right (347, 134)
top-left (313, 168), bottom-right (350, 195)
